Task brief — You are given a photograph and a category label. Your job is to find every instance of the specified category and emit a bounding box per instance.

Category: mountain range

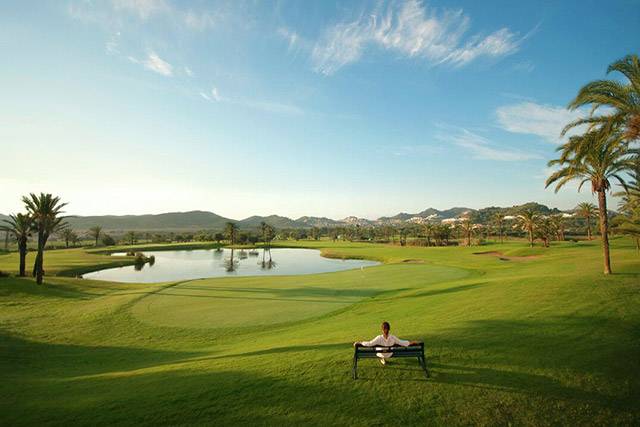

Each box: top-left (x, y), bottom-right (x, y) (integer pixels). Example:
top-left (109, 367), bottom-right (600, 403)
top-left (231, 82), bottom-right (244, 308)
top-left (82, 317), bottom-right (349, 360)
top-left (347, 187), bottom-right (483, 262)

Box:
top-left (0, 202), bottom-right (575, 232)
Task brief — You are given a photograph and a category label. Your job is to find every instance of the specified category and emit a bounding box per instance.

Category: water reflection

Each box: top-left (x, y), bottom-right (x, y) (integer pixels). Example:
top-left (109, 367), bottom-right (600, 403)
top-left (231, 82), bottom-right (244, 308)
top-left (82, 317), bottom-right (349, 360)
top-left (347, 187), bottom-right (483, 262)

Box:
top-left (259, 248), bottom-right (276, 270)
top-left (84, 248), bottom-right (379, 283)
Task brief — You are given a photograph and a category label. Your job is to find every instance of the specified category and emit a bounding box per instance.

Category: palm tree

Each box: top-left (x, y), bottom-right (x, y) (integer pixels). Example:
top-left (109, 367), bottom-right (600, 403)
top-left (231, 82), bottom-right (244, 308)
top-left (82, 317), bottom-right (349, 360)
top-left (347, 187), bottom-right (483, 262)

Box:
top-left (517, 209), bottom-right (539, 247)
top-left (576, 202), bottom-right (597, 240)
top-left (612, 158), bottom-right (640, 252)
top-left (422, 223), bottom-right (434, 246)
top-left (550, 214), bottom-right (566, 241)
top-left (60, 228), bottom-right (76, 248)
top-left (88, 226), bottom-right (102, 246)
top-left (546, 128), bottom-right (634, 274)
top-left (536, 216), bottom-right (556, 248)
top-left (460, 218), bottom-right (473, 246)
top-left (22, 193), bottom-right (67, 284)
top-left (564, 54), bottom-right (640, 142)
top-left (493, 213), bottom-right (505, 243)
top-left (123, 231), bottom-right (137, 246)
top-left (1, 213), bottom-right (33, 276)
top-left (225, 222), bottom-right (238, 245)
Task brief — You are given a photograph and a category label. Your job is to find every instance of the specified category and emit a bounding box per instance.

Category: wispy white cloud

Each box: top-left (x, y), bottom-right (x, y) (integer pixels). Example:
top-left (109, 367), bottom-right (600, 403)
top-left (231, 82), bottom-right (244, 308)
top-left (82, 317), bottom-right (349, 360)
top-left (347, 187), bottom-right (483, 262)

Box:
top-left (184, 66), bottom-right (193, 77)
top-left (183, 10), bottom-right (216, 31)
top-left (129, 51), bottom-right (173, 76)
top-left (105, 32), bottom-right (121, 55)
top-left (495, 101), bottom-right (586, 144)
top-left (278, 27), bottom-right (300, 50)
top-left (111, 0), bottom-right (169, 20)
top-left (311, 0), bottom-right (525, 75)
top-left (199, 86), bottom-right (302, 115)
top-left (437, 126), bottom-right (542, 161)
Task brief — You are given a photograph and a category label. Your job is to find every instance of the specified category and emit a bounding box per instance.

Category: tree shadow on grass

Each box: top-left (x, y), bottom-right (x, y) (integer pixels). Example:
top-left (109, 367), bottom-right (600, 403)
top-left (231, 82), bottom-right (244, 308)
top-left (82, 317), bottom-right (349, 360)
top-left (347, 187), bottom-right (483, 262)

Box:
top-left (0, 276), bottom-right (103, 300)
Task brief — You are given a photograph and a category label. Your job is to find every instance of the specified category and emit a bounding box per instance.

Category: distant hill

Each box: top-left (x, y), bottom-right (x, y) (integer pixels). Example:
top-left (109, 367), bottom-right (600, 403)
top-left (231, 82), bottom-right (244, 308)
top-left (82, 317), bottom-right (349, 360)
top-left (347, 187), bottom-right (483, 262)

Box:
top-left (0, 201), bottom-right (577, 233)
top-left (238, 215), bottom-right (301, 229)
top-left (296, 216), bottom-right (340, 227)
top-left (63, 210), bottom-right (232, 232)
top-left (379, 207), bottom-right (474, 223)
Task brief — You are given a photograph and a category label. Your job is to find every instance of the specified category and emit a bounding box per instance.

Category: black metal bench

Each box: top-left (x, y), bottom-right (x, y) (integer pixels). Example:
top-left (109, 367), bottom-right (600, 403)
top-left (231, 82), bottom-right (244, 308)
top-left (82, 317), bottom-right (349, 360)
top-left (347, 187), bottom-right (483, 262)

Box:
top-left (352, 342), bottom-right (429, 379)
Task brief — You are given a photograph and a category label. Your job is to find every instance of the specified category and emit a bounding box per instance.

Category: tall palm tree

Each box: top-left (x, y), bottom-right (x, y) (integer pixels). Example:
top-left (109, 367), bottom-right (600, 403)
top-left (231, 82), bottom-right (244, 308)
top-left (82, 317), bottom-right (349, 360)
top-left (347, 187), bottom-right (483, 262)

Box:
top-left (88, 226), bottom-right (102, 246)
top-left (564, 54), bottom-right (640, 141)
top-left (576, 202), bottom-right (598, 240)
top-left (225, 222), bottom-right (238, 245)
top-left (1, 213), bottom-right (33, 276)
top-left (22, 193), bottom-right (67, 284)
top-left (546, 128), bottom-right (634, 274)
top-left (493, 213), bottom-right (505, 243)
top-left (517, 209), bottom-right (539, 247)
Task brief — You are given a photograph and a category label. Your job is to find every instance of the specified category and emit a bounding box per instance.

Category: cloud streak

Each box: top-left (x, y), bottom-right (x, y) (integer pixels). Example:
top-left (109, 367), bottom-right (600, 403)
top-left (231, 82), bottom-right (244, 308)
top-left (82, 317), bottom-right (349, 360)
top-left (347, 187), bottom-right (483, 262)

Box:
top-left (437, 127), bottom-right (542, 161)
top-left (199, 86), bottom-right (303, 116)
top-left (311, 0), bottom-right (524, 75)
top-left (495, 101), bottom-right (587, 144)
top-left (129, 52), bottom-right (173, 76)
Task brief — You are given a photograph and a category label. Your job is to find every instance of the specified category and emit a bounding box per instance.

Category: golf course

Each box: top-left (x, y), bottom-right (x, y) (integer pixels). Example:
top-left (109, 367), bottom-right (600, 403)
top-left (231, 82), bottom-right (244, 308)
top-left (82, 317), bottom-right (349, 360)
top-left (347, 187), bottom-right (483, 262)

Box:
top-left (1, 238), bottom-right (638, 425)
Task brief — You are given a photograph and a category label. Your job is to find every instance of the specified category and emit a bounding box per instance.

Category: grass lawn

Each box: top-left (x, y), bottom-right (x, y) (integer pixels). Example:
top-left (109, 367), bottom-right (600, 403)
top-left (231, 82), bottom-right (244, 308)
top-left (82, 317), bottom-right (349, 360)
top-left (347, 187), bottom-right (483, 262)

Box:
top-left (0, 238), bottom-right (639, 425)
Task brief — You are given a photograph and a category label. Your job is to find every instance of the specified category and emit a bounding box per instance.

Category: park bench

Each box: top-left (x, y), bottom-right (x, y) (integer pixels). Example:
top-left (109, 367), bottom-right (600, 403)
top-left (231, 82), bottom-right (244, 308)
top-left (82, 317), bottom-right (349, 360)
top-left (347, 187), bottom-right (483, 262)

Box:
top-left (352, 342), bottom-right (429, 379)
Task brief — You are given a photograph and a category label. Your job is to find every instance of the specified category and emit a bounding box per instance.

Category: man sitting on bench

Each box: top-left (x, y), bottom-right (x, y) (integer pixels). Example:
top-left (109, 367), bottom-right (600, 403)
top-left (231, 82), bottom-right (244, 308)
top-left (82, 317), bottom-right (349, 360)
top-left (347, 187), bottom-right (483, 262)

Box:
top-left (353, 321), bottom-right (419, 365)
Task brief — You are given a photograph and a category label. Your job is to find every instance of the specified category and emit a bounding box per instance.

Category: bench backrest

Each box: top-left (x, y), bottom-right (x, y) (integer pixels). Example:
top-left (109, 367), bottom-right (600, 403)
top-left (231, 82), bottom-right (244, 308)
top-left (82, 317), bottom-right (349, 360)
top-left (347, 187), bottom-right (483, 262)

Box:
top-left (355, 342), bottom-right (424, 357)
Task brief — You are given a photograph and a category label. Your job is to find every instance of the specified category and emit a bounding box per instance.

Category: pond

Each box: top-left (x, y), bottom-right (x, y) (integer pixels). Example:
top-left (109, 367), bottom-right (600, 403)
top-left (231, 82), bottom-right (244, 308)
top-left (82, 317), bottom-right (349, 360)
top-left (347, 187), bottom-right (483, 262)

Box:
top-left (82, 248), bottom-right (380, 283)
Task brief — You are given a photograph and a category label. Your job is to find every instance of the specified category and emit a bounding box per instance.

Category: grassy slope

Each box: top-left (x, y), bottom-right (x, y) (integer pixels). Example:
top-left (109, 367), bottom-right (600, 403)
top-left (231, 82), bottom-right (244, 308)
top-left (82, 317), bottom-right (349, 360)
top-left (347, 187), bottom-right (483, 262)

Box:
top-left (0, 239), bottom-right (639, 425)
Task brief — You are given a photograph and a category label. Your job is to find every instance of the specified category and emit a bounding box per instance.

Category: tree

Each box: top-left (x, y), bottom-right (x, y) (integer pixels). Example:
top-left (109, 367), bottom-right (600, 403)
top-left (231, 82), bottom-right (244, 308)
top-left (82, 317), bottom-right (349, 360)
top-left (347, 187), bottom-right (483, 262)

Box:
top-left (310, 227), bottom-right (320, 240)
top-left (517, 209), bottom-right (539, 247)
top-left (576, 202), bottom-right (597, 240)
top-left (550, 214), bottom-right (566, 241)
top-left (123, 231), bottom-right (138, 246)
top-left (22, 193), bottom-right (67, 285)
top-left (225, 222), bottom-right (238, 245)
top-left (214, 232), bottom-right (224, 244)
top-left (536, 217), bottom-right (551, 248)
top-left (101, 234), bottom-right (116, 246)
top-left (612, 158), bottom-right (640, 252)
top-left (423, 223), bottom-right (434, 246)
top-left (60, 228), bottom-right (77, 248)
top-left (546, 128), bottom-right (634, 274)
top-left (564, 54), bottom-right (640, 142)
top-left (0, 213), bottom-right (33, 276)
top-left (88, 226), bottom-right (102, 247)
top-left (460, 218), bottom-right (473, 246)
top-left (493, 213), bottom-right (505, 243)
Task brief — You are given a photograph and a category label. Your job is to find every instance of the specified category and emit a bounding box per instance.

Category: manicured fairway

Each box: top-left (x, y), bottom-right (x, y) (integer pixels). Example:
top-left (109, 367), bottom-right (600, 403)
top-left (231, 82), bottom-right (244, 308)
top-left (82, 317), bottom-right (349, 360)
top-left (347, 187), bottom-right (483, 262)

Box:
top-left (0, 239), bottom-right (639, 425)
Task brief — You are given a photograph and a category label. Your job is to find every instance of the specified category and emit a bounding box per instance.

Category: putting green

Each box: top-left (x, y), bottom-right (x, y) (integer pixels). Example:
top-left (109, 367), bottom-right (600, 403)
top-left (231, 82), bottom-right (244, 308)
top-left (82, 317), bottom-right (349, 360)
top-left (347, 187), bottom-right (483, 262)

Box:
top-left (130, 264), bottom-right (470, 329)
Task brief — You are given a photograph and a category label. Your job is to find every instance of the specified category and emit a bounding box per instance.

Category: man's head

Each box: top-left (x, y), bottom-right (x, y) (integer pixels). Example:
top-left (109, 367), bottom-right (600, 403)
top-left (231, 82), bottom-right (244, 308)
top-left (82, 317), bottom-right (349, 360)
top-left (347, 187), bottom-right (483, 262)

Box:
top-left (381, 321), bottom-right (390, 337)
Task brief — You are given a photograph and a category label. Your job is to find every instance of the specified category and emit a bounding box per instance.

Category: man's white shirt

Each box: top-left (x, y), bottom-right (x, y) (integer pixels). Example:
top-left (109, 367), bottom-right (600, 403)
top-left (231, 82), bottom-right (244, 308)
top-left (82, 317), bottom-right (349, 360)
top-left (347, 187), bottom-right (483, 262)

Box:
top-left (359, 334), bottom-right (410, 358)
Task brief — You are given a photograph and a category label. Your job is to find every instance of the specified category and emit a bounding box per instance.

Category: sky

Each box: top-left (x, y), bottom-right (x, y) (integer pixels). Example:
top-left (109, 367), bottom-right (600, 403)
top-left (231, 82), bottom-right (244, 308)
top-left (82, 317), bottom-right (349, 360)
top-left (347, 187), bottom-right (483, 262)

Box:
top-left (1, 0), bottom-right (639, 220)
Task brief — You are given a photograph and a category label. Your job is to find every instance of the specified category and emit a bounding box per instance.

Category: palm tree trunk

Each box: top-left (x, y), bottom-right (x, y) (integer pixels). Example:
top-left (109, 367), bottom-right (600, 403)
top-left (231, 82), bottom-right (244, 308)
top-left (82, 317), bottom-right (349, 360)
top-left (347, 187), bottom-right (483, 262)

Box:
top-left (18, 239), bottom-right (27, 277)
top-left (586, 217), bottom-right (592, 240)
top-left (528, 229), bottom-right (533, 247)
top-left (34, 233), bottom-right (44, 284)
top-left (597, 190), bottom-right (612, 275)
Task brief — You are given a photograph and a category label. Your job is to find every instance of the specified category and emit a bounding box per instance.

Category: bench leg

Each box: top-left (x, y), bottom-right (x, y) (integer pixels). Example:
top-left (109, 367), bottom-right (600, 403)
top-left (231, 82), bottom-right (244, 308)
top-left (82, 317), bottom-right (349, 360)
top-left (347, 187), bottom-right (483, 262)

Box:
top-left (352, 356), bottom-right (358, 380)
top-left (419, 356), bottom-right (430, 378)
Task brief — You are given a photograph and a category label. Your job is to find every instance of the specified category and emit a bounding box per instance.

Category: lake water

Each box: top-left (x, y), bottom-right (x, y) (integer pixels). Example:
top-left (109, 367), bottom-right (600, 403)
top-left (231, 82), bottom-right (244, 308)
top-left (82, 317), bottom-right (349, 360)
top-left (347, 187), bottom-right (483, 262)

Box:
top-left (82, 248), bottom-right (380, 283)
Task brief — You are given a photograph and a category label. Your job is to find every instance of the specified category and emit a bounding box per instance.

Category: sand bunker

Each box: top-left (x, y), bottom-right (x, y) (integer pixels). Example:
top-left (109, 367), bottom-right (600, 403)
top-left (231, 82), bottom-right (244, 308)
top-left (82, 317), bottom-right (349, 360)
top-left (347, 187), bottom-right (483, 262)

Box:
top-left (472, 251), bottom-right (539, 262)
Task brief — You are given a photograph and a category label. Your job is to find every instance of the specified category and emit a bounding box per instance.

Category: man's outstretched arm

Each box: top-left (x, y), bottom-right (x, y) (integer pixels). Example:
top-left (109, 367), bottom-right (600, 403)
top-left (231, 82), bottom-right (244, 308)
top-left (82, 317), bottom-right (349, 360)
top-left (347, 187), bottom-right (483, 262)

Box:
top-left (353, 335), bottom-right (382, 347)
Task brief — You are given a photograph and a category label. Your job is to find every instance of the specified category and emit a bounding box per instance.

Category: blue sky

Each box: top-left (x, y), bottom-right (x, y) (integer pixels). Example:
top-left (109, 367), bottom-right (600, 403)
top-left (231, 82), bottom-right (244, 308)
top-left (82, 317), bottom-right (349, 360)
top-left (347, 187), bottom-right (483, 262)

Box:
top-left (1, 0), bottom-right (639, 219)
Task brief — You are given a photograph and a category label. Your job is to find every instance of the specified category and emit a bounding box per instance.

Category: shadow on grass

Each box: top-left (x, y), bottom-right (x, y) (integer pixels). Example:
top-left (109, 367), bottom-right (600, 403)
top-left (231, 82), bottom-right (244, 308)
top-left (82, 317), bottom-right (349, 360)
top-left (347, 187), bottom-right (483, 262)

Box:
top-left (0, 276), bottom-right (104, 300)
